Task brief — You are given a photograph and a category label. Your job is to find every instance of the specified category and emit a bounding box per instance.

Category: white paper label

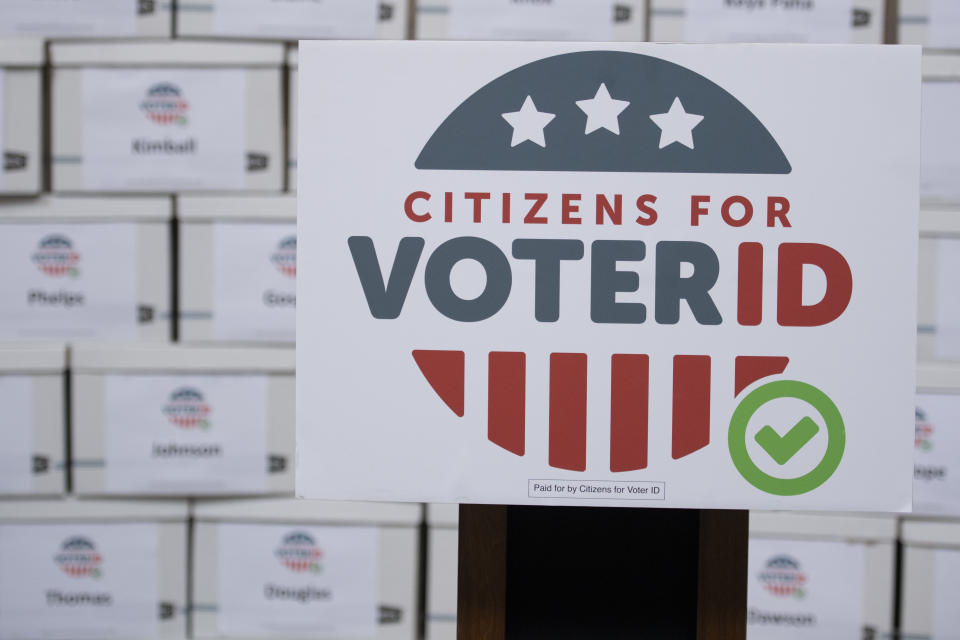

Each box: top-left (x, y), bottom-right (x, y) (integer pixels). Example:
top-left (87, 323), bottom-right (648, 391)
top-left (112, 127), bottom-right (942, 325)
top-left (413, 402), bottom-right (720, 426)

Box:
top-left (217, 523), bottom-right (379, 638)
top-left (82, 69), bottom-right (246, 191)
top-left (0, 523), bottom-right (159, 640)
top-left (0, 376), bottom-right (34, 494)
top-left (0, 223), bottom-right (139, 341)
top-left (747, 538), bottom-right (864, 638)
top-left (0, 0), bottom-right (137, 37)
top-left (0, 67), bottom-right (4, 191)
top-left (914, 393), bottom-right (960, 514)
top-left (929, 0), bottom-right (960, 49)
top-left (921, 81), bottom-right (960, 202)
top-left (933, 548), bottom-right (960, 639)
top-left (448, 0), bottom-right (614, 40)
top-left (684, 0), bottom-right (853, 43)
top-left (935, 238), bottom-right (960, 359)
top-left (104, 374), bottom-right (269, 494)
top-left (212, 222), bottom-right (296, 343)
top-left (212, 0), bottom-right (378, 39)
top-left (296, 43), bottom-right (919, 510)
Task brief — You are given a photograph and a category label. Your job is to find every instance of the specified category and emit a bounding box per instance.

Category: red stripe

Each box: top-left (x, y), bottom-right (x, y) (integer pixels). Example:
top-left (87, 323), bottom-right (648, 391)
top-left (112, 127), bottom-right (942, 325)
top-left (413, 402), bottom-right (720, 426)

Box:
top-left (737, 242), bottom-right (763, 326)
top-left (734, 356), bottom-right (789, 395)
top-left (488, 352), bottom-right (525, 456)
top-left (610, 354), bottom-right (649, 472)
top-left (549, 353), bottom-right (587, 471)
top-left (412, 350), bottom-right (465, 417)
top-left (672, 356), bottom-right (711, 459)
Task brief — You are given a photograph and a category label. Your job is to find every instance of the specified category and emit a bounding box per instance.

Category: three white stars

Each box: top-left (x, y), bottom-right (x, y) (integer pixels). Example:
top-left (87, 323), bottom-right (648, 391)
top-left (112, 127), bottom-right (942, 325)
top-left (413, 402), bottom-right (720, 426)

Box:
top-left (500, 87), bottom-right (704, 151)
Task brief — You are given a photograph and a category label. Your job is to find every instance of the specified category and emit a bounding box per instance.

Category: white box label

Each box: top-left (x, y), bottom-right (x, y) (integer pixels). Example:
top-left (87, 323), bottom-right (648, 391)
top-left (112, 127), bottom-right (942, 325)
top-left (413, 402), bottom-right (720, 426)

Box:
top-left (914, 393), bottom-right (960, 514)
top-left (212, 0), bottom-right (378, 39)
top-left (82, 68), bottom-right (246, 191)
top-left (921, 81), bottom-right (960, 202)
top-left (0, 376), bottom-right (34, 494)
top-left (217, 523), bottom-right (378, 637)
top-left (0, 67), bottom-right (4, 191)
top-left (212, 222), bottom-right (296, 343)
top-left (933, 548), bottom-right (960, 639)
top-left (929, 0), bottom-right (960, 49)
top-left (934, 238), bottom-right (960, 358)
top-left (0, 523), bottom-right (159, 640)
top-left (104, 374), bottom-right (269, 494)
top-left (747, 538), bottom-right (865, 638)
top-left (0, 0), bottom-right (137, 37)
top-left (296, 42), bottom-right (919, 510)
top-left (448, 0), bottom-right (614, 41)
top-left (0, 223), bottom-right (139, 341)
top-left (684, 0), bottom-right (853, 43)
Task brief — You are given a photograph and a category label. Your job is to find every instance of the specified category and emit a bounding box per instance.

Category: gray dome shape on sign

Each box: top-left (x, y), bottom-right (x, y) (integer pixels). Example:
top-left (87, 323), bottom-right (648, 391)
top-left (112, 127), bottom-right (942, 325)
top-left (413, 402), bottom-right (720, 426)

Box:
top-left (415, 51), bottom-right (791, 174)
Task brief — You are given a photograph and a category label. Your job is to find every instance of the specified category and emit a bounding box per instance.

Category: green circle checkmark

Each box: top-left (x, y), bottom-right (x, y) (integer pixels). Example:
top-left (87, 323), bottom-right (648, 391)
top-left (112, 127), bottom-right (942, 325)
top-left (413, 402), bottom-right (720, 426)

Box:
top-left (728, 380), bottom-right (845, 496)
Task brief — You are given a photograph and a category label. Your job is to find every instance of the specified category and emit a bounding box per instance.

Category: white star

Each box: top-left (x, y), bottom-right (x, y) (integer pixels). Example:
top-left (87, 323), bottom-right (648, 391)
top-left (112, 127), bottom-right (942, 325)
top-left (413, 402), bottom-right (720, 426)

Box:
top-left (501, 96), bottom-right (555, 148)
top-left (575, 83), bottom-right (630, 135)
top-left (649, 97), bottom-right (704, 150)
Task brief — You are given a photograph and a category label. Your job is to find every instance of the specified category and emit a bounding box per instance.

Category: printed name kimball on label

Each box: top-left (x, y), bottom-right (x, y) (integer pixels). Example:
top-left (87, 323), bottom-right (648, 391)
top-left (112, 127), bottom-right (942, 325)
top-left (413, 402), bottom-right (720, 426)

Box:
top-left (297, 44), bottom-right (918, 510)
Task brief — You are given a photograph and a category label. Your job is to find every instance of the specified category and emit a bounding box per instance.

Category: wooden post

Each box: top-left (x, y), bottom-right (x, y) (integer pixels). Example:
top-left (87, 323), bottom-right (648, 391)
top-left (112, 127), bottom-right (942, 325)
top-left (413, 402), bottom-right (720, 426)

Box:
top-left (457, 505), bottom-right (748, 640)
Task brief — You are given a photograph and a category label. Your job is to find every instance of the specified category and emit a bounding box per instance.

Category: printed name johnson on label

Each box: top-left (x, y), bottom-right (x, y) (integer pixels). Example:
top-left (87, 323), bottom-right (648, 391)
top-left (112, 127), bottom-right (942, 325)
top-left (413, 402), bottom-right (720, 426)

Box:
top-left (529, 479), bottom-right (665, 500)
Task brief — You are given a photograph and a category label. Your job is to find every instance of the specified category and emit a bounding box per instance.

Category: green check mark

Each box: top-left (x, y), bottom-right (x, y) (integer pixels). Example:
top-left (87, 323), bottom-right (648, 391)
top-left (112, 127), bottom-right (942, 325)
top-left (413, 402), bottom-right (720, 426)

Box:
top-left (754, 417), bottom-right (820, 465)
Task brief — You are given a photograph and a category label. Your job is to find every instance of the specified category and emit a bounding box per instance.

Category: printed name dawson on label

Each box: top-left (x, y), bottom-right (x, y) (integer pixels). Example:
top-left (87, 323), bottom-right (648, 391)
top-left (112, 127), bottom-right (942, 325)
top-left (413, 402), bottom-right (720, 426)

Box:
top-left (529, 479), bottom-right (665, 499)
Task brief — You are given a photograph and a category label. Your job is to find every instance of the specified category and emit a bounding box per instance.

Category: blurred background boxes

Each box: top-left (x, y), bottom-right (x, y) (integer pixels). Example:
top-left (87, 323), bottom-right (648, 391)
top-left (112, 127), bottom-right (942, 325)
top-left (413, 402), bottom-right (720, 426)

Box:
top-left (425, 504), bottom-right (457, 640)
top-left (177, 0), bottom-right (407, 40)
top-left (918, 210), bottom-right (960, 362)
top-left (415, 0), bottom-right (647, 40)
top-left (178, 196), bottom-right (296, 345)
top-left (0, 197), bottom-right (172, 342)
top-left (900, 519), bottom-right (960, 640)
top-left (921, 53), bottom-right (960, 203)
top-left (747, 512), bottom-right (896, 639)
top-left (0, 498), bottom-right (189, 640)
top-left (288, 46), bottom-right (297, 190)
top-left (914, 364), bottom-right (960, 515)
top-left (900, 0), bottom-right (960, 49)
top-left (0, 343), bottom-right (66, 497)
top-left (70, 345), bottom-right (294, 497)
top-left (0, 0), bottom-right (172, 39)
top-left (649, 0), bottom-right (885, 43)
top-left (0, 39), bottom-right (42, 195)
top-left (191, 498), bottom-right (420, 639)
top-left (50, 41), bottom-right (284, 193)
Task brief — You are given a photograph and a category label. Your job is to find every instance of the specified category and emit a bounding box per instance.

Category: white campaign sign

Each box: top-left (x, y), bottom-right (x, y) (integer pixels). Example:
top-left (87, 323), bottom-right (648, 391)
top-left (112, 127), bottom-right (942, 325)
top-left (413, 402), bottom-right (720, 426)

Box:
top-left (684, 0), bottom-right (853, 43)
top-left (929, 0), bottom-right (960, 49)
top-left (212, 0), bottom-right (378, 39)
top-left (0, 223), bottom-right (139, 341)
top-left (0, 523), bottom-right (158, 640)
top-left (212, 222), bottom-right (296, 343)
top-left (0, 0), bottom-right (136, 37)
top-left (448, 0), bottom-right (613, 41)
top-left (933, 548), bottom-right (960, 639)
top-left (914, 393), bottom-right (960, 514)
top-left (82, 68), bottom-right (246, 191)
top-left (217, 523), bottom-right (379, 637)
top-left (921, 81), bottom-right (960, 202)
top-left (296, 42), bottom-right (919, 510)
top-left (0, 376), bottom-right (33, 494)
top-left (934, 238), bottom-right (960, 359)
top-left (747, 538), bottom-right (865, 639)
top-left (104, 374), bottom-right (268, 495)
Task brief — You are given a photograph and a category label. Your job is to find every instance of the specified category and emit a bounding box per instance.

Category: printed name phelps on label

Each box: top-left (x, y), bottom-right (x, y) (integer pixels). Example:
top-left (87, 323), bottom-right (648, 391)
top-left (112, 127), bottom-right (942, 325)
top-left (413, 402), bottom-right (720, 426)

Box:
top-left (529, 480), bottom-right (665, 500)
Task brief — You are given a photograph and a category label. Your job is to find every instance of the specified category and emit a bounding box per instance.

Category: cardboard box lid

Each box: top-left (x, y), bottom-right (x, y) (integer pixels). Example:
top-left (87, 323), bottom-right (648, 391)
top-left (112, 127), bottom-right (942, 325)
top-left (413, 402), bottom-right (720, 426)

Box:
top-left (918, 363), bottom-right (960, 390)
top-left (0, 498), bottom-right (189, 522)
top-left (427, 503), bottom-right (458, 527)
top-left (0, 196), bottom-right (172, 222)
top-left (0, 343), bottom-right (67, 372)
top-left (749, 511), bottom-right (897, 542)
top-left (178, 194), bottom-right (296, 221)
top-left (192, 498), bottom-right (421, 526)
top-left (901, 518), bottom-right (960, 547)
top-left (924, 52), bottom-right (960, 78)
top-left (71, 344), bottom-right (295, 373)
top-left (921, 207), bottom-right (960, 234)
top-left (51, 40), bottom-right (285, 67)
top-left (0, 38), bottom-right (44, 66)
